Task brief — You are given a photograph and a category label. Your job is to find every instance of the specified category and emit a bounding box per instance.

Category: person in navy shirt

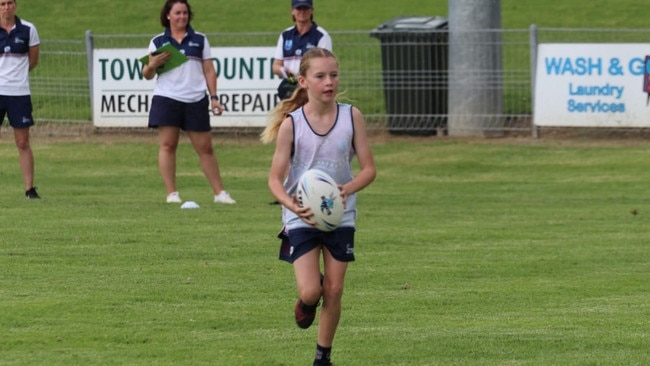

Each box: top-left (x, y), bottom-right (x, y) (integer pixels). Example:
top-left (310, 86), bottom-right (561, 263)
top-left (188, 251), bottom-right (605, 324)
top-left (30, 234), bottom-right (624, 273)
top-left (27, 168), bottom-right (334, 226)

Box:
top-left (0, 0), bottom-right (41, 199)
top-left (273, 0), bottom-right (332, 100)
top-left (143, 0), bottom-right (235, 205)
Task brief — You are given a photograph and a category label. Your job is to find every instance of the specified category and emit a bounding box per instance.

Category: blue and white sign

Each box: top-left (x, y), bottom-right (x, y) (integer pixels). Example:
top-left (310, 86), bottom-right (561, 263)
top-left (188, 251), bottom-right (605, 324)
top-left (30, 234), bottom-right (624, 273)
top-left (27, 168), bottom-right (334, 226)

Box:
top-left (534, 43), bottom-right (650, 127)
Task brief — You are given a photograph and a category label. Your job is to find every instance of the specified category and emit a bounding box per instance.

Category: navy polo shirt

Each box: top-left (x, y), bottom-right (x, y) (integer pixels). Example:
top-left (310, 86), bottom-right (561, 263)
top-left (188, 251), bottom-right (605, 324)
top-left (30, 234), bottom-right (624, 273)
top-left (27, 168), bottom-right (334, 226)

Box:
top-left (274, 22), bottom-right (332, 75)
top-left (151, 25), bottom-right (206, 60)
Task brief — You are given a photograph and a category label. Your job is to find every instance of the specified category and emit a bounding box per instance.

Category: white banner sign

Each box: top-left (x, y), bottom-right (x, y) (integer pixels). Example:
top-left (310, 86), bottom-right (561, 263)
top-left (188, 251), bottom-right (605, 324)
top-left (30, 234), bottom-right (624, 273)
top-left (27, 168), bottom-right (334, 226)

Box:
top-left (534, 43), bottom-right (650, 127)
top-left (92, 47), bottom-right (280, 128)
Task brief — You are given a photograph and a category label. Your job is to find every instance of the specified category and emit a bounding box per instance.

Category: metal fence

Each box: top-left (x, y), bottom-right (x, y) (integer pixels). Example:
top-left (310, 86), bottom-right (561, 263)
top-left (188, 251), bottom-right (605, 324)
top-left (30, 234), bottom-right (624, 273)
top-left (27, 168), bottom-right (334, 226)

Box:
top-left (30, 39), bottom-right (89, 122)
top-left (26, 27), bottom-right (650, 135)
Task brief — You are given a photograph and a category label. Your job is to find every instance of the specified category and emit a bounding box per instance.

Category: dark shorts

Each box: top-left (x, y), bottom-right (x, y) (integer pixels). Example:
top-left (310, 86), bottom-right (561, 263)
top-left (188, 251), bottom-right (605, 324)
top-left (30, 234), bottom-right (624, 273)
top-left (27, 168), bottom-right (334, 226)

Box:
top-left (0, 95), bottom-right (34, 128)
top-left (148, 95), bottom-right (211, 132)
top-left (278, 226), bottom-right (356, 263)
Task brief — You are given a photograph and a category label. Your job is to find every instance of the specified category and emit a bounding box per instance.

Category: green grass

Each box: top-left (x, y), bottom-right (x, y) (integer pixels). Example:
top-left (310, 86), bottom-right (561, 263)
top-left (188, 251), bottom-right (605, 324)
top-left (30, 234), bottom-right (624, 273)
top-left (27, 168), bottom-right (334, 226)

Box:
top-left (4, 2), bottom-right (650, 362)
top-left (18, 0), bottom-right (650, 40)
top-left (1, 135), bottom-right (649, 365)
top-left (21, 1), bottom-right (447, 38)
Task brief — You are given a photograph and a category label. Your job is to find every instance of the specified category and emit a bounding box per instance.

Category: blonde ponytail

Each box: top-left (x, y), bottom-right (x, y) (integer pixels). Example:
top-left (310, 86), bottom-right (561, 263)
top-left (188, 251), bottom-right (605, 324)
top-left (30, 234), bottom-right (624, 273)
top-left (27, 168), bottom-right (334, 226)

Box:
top-left (260, 87), bottom-right (309, 143)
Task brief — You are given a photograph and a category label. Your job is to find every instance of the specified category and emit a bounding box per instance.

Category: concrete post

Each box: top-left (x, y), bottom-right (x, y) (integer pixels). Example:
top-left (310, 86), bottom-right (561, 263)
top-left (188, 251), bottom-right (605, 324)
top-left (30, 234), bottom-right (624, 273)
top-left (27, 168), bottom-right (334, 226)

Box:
top-left (447, 0), bottom-right (503, 137)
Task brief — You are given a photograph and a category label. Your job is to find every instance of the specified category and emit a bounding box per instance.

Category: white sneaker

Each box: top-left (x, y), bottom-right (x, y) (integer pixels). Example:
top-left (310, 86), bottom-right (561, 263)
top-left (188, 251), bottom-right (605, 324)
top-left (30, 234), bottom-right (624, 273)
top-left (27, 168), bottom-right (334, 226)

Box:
top-left (166, 191), bottom-right (182, 203)
top-left (214, 190), bottom-right (236, 204)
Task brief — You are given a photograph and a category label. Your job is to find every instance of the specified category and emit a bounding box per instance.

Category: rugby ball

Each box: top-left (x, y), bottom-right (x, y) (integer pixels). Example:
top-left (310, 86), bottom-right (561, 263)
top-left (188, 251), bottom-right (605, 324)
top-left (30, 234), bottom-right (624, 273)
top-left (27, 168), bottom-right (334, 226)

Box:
top-left (296, 169), bottom-right (344, 232)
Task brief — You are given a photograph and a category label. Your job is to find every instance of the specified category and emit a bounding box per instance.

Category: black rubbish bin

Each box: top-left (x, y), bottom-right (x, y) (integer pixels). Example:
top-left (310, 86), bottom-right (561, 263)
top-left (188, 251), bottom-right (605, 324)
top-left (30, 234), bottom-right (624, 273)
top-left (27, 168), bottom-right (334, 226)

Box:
top-left (370, 16), bottom-right (448, 135)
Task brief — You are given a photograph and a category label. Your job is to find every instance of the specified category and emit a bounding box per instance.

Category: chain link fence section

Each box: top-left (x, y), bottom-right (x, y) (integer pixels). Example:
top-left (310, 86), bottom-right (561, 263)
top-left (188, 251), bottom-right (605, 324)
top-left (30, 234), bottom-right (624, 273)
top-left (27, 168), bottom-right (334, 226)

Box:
top-left (30, 39), bottom-right (90, 123)
top-left (30, 28), bottom-right (650, 135)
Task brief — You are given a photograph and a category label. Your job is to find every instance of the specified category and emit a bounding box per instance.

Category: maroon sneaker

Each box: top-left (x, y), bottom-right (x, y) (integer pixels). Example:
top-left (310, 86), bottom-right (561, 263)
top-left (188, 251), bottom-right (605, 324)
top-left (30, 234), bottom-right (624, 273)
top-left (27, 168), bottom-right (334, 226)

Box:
top-left (294, 299), bottom-right (319, 329)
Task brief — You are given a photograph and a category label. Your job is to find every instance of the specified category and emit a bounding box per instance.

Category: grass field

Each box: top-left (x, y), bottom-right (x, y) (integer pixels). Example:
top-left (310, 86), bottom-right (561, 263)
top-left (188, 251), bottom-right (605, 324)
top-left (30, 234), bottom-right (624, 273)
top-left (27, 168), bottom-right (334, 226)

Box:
top-left (3, 1), bottom-right (650, 365)
top-left (18, 0), bottom-right (650, 39)
top-left (1, 133), bottom-right (649, 365)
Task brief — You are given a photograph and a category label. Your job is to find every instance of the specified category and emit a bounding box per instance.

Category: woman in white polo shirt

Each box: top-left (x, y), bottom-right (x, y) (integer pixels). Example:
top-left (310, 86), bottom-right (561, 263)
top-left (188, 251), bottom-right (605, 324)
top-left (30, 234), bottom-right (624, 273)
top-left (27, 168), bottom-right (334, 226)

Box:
top-left (142, 0), bottom-right (235, 205)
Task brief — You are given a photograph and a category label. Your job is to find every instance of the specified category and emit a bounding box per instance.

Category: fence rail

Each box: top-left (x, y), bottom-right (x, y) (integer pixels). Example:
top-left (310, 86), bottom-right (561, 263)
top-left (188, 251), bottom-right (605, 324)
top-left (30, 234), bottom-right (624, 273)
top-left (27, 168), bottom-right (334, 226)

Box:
top-left (26, 28), bottom-right (650, 135)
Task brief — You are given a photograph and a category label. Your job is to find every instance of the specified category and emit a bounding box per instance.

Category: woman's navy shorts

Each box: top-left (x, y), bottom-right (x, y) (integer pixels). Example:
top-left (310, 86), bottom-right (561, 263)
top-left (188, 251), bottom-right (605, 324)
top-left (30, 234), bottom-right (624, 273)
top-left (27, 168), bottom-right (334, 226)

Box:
top-left (148, 95), bottom-right (210, 131)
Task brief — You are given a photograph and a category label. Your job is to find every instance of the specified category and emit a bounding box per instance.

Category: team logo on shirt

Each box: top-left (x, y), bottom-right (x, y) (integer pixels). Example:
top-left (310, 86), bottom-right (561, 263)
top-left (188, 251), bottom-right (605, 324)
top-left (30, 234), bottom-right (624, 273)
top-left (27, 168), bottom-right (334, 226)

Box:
top-left (284, 39), bottom-right (293, 51)
top-left (3, 46), bottom-right (10, 53)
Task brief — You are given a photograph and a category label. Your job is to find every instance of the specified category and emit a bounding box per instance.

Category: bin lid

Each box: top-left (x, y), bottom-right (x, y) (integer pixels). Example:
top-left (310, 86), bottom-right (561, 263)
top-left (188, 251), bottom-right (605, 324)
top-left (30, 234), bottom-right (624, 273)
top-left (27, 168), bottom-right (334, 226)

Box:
top-left (370, 16), bottom-right (448, 36)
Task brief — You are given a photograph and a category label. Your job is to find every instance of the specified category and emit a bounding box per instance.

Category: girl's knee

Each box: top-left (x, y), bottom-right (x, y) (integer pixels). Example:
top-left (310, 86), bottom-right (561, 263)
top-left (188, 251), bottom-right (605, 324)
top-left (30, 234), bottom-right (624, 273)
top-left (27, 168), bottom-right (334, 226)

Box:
top-left (322, 282), bottom-right (344, 302)
top-left (298, 286), bottom-right (322, 305)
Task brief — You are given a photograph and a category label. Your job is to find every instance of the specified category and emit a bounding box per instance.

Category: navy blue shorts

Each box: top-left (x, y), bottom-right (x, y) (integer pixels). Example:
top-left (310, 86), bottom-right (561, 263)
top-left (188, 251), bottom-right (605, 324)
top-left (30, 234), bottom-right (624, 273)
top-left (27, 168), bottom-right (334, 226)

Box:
top-left (278, 227), bottom-right (356, 263)
top-left (0, 95), bottom-right (34, 128)
top-left (148, 95), bottom-right (210, 132)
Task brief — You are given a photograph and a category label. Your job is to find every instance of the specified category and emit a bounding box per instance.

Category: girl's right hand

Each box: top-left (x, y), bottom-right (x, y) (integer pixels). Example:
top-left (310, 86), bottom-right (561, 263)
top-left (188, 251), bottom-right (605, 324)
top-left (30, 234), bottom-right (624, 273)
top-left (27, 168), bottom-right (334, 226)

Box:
top-left (291, 194), bottom-right (317, 226)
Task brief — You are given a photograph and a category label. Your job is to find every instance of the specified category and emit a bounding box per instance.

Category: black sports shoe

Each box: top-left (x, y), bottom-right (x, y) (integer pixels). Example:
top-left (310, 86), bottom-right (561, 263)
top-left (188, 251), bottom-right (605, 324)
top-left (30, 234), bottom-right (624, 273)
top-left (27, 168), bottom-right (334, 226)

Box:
top-left (25, 187), bottom-right (40, 199)
top-left (294, 299), bottom-right (318, 329)
top-left (313, 360), bottom-right (333, 366)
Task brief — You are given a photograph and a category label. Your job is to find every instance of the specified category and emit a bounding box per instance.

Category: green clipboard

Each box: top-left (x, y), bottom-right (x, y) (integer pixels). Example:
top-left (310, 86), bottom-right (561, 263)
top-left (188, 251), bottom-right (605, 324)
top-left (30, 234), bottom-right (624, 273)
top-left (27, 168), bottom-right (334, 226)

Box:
top-left (139, 43), bottom-right (188, 74)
